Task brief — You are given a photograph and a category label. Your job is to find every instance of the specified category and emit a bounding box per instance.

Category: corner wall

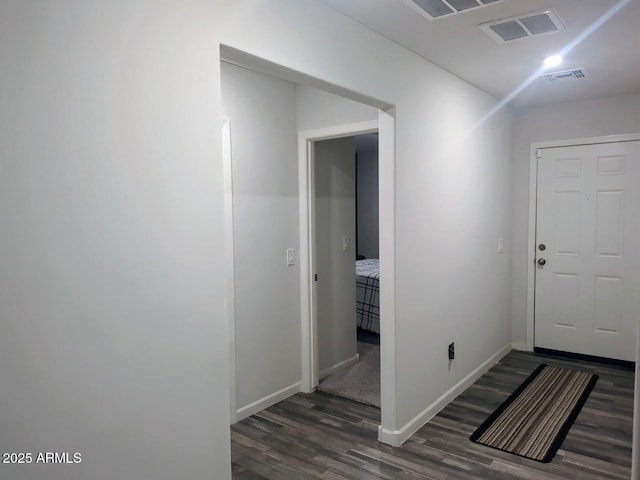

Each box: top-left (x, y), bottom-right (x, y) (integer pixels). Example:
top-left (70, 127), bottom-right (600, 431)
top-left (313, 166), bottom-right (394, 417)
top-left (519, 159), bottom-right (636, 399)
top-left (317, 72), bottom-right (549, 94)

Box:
top-left (221, 63), bottom-right (301, 417)
top-left (0, 2), bottom-right (231, 479)
top-left (0, 2), bottom-right (517, 477)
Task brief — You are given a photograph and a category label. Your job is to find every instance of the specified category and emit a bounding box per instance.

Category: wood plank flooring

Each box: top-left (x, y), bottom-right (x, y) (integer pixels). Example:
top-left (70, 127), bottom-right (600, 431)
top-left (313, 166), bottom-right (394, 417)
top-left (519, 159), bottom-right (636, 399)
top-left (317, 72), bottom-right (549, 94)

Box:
top-left (231, 350), bottom-right (634, 479)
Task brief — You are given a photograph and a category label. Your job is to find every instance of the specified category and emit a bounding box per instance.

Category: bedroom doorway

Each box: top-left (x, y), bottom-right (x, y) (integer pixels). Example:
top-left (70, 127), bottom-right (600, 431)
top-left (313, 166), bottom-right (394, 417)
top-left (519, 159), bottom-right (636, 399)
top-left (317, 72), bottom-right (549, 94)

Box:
top-left (297, 110), bottom-right (396, 444)
top-left (316, 133), bottom-right (381, 408)
top-left (354, 133), bottom-right (381, 341)
top-left (301, 125), bottom-right (382, 410)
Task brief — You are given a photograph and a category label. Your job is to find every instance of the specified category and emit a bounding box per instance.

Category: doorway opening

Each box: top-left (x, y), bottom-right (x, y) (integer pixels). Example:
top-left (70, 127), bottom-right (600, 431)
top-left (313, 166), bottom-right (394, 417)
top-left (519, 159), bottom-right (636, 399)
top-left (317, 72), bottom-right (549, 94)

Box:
top-left (221, 45), bottom-right (397, 444)
top-left (309, 133), bottom-right (381, 409)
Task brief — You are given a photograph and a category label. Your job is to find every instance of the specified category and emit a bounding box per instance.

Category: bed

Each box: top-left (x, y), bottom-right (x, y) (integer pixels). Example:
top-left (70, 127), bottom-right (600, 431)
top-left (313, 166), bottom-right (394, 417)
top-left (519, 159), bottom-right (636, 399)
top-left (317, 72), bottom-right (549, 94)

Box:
top-left (356, 258), bottom-right (380, 334)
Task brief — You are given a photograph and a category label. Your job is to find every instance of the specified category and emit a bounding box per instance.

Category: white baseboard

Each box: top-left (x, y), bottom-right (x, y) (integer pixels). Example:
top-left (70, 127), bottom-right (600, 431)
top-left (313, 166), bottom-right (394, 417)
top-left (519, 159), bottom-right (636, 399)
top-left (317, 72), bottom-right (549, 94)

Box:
top-left (511, 341), bottom-right (528, 351)
top-left (234, 381), bottom-right (301, 423)
top-left (378, 343), bottom-right (512, 447)
top-left (378, 424), bottom-right (399, 446)
top-left (319, 353), bottom-right (360, 380)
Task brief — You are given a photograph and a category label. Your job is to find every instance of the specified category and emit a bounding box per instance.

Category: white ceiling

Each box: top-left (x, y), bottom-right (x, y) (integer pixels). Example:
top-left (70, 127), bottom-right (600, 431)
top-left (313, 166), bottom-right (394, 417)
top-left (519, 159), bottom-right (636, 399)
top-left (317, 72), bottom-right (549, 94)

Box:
top-left (317, 0), bottom-right (640, 107)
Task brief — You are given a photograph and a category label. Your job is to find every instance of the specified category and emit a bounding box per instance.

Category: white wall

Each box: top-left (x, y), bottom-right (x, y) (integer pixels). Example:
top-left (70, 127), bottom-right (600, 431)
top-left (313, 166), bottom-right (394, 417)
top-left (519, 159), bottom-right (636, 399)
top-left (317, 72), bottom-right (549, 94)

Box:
top-left (0, 2), bottom-right (230, 479)
top-left (219, 0), bottom-right (514, 434)
top-left (296, 84), bottom-right (378, 131)
top-left (356, 134), bottom-right (379, 259)
top-left (315, 137), bottom-right (358, 376)
top-left (220, 63), bottom-right (301, 415)
top-left (511, 93), bottom-right (640, 345)
top-left (1, 1), bottom-right (515, 473)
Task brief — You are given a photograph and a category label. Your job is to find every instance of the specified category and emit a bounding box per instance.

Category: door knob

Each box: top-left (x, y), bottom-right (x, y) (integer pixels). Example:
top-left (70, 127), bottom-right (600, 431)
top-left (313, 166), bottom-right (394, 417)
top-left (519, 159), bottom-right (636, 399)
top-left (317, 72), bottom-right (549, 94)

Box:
top-left (537, 258), bottom-right (546, 266)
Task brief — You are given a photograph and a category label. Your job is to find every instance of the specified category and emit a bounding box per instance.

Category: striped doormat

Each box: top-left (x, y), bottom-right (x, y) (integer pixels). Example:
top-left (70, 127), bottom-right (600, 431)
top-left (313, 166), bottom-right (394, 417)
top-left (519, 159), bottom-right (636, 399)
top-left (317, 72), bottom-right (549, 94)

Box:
top-left (470, 364), bottom-right (598, 463)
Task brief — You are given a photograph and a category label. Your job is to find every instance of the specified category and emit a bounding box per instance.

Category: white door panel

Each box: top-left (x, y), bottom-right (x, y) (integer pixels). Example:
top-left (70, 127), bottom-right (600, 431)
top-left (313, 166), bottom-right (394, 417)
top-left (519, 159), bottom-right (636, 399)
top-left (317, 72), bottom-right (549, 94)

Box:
top-left (535, 141), bottom-right (640, 361)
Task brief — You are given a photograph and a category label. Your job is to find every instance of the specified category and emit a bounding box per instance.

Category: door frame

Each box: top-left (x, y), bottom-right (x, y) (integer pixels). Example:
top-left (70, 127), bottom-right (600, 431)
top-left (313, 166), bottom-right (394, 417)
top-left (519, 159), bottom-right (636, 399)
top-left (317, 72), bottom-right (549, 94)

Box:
top-left (298, 114), bottom-right (397, 443)
top-left (525, 133), bottom-right (640, 351)
top-left (299, 119), bottom-right (378, 391)
top-left (221, 118), bottom-right (237, 423)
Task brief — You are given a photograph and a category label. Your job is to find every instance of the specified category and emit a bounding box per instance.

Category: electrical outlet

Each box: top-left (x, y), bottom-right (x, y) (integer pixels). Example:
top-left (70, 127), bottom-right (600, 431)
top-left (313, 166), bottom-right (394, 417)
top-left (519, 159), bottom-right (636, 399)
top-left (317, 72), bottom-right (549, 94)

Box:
top-left (448, 342), bottom-right (455, 360)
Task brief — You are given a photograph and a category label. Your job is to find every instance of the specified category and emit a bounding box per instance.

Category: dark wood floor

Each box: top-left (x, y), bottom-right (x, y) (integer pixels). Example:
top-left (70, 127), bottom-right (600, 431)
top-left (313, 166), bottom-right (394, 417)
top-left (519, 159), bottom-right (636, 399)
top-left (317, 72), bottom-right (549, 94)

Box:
top-left (231, 350), bottom-right (634, 479)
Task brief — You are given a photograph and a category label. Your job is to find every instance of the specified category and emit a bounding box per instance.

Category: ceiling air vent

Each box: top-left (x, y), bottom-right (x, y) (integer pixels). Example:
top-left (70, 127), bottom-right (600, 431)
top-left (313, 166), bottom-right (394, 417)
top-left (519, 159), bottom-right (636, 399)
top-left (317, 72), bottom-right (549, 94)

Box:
top-left (543, 68), bottom-right (587, 83)
top-left (402, 0), bottom-right (506, 20)
top-left (479, 9), bottom-right (566, 43)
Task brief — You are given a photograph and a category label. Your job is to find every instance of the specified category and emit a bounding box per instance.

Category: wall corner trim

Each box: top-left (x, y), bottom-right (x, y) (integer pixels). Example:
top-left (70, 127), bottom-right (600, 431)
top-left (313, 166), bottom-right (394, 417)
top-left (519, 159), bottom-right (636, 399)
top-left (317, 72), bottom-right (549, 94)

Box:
top-left (319, 354), bottom-right (360, 380)
top-left (378, 424), bottom-right (403, 447)
top-left (378, 343), bottom-right (511, 447)
top-left (234, 381), bottom-right (301, 423)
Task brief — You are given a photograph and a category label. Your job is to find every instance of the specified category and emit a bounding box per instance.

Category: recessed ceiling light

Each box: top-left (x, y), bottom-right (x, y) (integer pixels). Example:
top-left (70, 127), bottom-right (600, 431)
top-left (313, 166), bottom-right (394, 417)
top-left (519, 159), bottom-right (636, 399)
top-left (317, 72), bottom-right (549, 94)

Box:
top-left (543, 55), bottom-right (563, 68)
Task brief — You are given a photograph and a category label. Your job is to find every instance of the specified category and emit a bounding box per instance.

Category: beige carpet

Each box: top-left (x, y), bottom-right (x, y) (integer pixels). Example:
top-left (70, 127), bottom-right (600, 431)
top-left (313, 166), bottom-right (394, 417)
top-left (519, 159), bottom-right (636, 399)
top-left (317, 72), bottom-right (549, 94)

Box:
top-left (317, 342), bottom-right (380, 408)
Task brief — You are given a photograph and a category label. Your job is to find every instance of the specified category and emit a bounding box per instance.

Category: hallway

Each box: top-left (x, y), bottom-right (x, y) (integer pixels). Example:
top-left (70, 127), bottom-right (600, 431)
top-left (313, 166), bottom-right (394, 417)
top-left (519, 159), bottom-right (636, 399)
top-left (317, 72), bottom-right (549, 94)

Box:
top-left (231, 350), bottom-right (633, 479)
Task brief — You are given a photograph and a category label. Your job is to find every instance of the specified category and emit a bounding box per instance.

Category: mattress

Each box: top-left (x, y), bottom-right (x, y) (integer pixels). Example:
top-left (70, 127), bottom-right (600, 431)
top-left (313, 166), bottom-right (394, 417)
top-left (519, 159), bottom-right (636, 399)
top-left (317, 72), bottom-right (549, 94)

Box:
top-left (356, 258), bottom-right (380, 334)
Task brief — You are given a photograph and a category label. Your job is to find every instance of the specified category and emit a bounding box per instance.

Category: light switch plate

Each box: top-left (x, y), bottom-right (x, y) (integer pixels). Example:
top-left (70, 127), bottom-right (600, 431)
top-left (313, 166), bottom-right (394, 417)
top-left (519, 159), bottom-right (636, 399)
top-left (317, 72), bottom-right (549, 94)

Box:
top-left (497, 238), bottom-right (504, 254)
top-left (343, 236), bottom-right (351, 252)
top-left (286, 248), bottom-right (295, 266)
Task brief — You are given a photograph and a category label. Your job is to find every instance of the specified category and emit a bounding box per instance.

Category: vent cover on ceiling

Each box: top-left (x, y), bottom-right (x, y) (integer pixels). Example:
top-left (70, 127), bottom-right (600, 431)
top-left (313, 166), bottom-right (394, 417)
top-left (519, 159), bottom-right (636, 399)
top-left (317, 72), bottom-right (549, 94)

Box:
top-left (479, 9), bottom-right (566, 43)
top-left (402, 0), bottom-right (505, 20)
top-left (543, 68), bottom-right (587, 83)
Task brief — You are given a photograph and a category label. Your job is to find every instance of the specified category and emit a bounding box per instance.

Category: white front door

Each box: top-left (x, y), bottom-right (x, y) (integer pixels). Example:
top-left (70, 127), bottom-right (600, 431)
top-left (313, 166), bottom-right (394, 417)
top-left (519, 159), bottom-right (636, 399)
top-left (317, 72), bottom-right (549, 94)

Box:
top-left (534, 141), bottom-right (640, 362)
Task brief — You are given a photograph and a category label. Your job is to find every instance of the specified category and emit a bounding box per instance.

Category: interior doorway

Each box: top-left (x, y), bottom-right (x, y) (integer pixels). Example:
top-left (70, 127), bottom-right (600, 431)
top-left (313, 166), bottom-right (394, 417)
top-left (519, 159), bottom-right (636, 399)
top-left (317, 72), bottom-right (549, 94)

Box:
top-left (298, 112), bottom-right (396, 443)
top-left (354, 133), bottom-right (381, 354)
top-left (298, 120), bottom-right (378, 388)
top-left (221, 44), bottom-right (397, 443)
top-left (311, 133), bottom-right (381, 408)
